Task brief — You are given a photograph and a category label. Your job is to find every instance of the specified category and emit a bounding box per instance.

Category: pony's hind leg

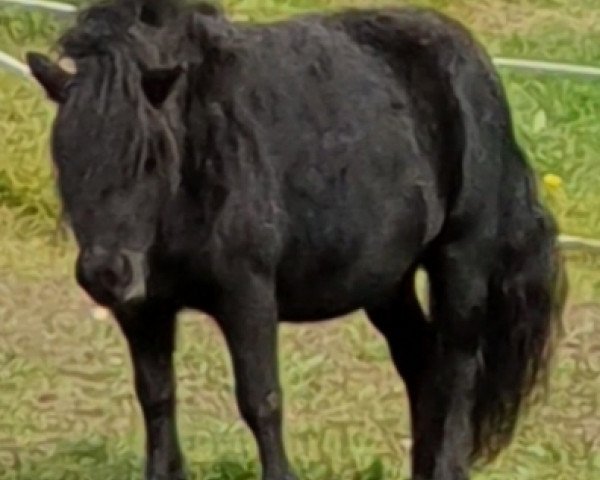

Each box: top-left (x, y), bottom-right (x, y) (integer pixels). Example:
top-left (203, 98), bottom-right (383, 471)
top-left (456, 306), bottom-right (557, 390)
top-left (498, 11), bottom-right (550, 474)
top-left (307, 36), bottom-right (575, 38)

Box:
top-left (365, 269), bottom-right (436, 476)
top-left (404, 239), bottom-right (494, 480)
top-left (369, 240), bottom-right (492, 480)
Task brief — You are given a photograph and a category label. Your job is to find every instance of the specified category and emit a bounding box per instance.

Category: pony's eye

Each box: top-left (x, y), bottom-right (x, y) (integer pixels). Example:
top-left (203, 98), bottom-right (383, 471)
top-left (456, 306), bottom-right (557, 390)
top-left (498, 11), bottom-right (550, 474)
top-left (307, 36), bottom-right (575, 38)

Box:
top-left (144, 157), bottom-right (157, 175)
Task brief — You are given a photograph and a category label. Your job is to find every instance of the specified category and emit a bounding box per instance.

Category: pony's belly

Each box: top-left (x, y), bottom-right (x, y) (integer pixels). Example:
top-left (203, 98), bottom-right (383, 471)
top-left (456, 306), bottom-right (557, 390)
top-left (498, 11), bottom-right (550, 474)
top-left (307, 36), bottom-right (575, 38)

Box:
top-left (275, 255), bottom-right (414, 321)
top-left (275, 209), bottom-right (428, 320)
top-left (276, 289), bottom-right (365, 321)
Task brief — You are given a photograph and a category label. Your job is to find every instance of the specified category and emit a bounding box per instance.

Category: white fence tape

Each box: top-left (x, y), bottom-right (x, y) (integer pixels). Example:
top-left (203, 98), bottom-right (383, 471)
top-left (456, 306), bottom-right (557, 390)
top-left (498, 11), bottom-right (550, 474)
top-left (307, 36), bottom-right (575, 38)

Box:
top-left (0, 49), bottom-right (31, 76)
top-left (0, 0), bottom-right (75, 14)
top-left (6, 53), bottom-right (600, 81)
top-left (493, 57), bottom-right (600, 79)
top-left (559, 235), bottom-right (600, 253)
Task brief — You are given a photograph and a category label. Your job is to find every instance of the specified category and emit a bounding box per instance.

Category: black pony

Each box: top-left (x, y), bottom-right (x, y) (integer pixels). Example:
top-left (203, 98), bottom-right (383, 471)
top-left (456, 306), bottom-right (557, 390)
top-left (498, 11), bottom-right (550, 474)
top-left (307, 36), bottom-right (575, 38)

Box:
top-left (27, 0), bottom-right (567, 478)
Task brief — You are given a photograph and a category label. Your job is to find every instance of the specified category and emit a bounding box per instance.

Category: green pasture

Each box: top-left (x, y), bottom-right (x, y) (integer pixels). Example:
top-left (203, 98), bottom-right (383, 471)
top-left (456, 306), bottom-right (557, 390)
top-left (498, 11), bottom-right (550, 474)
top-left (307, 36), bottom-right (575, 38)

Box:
top-left (0, 1), bottom-right (599, 479)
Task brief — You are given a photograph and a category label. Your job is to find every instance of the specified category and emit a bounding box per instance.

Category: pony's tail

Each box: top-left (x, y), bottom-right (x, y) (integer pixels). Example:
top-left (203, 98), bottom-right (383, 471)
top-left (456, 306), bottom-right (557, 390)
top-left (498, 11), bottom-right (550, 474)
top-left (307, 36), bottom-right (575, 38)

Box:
top-left (470, 146), bottom-right (568, 463)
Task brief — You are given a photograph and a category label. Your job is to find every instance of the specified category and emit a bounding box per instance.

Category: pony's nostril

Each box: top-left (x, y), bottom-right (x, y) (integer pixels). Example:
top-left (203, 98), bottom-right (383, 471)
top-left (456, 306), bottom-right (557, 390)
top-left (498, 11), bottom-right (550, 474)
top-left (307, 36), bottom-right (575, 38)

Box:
top-left (98, 267), bottom-right (119, 290)
top-left (97, 254), bottom-right (132, 291)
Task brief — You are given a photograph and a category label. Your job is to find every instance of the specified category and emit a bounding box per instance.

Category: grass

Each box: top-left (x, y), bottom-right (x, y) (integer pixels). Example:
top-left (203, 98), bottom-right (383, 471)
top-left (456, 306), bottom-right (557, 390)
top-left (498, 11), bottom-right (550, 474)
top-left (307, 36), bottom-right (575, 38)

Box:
top-left (0, 266), bottom-right (599, 480)
top-left (0, 0), bottom-right (599, 479)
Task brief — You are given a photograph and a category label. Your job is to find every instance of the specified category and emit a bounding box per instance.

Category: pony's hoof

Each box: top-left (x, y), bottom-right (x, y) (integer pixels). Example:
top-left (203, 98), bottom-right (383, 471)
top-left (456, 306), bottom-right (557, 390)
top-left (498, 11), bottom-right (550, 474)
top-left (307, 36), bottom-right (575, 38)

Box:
top-left (146, 472), bottom-right (186, 480)
top-left (264, 473), bottom-right (298, 480)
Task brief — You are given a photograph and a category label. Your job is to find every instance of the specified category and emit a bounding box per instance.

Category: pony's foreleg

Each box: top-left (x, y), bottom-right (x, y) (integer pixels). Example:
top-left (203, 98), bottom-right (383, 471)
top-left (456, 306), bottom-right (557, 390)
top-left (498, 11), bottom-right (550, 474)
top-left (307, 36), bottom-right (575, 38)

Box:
top-left (215, 273), bottom-right (297, 480)
top-left (115, 303), bottom-right (185, 480)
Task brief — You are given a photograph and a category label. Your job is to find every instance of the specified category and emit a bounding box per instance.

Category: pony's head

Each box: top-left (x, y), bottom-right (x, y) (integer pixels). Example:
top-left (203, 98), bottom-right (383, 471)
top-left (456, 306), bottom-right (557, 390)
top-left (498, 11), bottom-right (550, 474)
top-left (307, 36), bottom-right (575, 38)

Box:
top-left (26, 0), bottom-right (186, 308)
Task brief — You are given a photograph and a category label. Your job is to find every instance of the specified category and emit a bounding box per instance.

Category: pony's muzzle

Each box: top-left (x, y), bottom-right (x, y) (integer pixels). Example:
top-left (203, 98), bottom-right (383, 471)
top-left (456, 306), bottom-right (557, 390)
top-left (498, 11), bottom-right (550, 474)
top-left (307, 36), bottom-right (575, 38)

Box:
top-left (76, 246), bottom-right (148, 307)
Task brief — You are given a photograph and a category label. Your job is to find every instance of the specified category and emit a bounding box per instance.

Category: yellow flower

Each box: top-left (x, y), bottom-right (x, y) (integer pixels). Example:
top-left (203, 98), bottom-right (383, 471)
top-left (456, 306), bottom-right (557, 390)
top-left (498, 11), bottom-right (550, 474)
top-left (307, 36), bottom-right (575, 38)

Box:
top-left (543, 173), bottom-right (563, 191)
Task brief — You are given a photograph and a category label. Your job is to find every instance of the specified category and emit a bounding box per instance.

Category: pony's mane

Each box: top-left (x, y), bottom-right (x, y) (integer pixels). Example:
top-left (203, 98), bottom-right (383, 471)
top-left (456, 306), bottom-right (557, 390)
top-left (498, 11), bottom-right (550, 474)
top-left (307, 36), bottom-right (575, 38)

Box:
top-left (56, 0), bottom-right (222, 61)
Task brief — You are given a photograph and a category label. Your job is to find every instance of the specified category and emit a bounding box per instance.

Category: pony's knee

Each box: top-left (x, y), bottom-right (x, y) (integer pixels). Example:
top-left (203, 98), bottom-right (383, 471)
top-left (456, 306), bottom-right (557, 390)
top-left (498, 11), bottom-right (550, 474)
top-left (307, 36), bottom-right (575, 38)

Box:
top-left (237, 389), bottom-right (282, 429)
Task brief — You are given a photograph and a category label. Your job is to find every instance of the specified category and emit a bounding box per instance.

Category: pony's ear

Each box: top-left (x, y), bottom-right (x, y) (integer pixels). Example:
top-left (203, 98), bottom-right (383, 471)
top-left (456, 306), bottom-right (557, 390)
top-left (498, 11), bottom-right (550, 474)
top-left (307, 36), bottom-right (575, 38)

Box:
top-left (26, 52), bottom-right (75, 104)
top-left (141, 65), bottom-right (184, 109)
